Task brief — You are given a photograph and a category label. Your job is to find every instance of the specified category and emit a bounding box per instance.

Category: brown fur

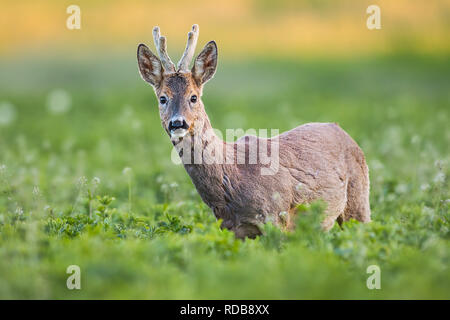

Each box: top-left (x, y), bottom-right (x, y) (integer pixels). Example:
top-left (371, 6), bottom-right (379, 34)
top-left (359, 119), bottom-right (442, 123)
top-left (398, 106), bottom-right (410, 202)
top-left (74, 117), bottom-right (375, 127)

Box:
top-left (137, 26), bottom-right (371, 239)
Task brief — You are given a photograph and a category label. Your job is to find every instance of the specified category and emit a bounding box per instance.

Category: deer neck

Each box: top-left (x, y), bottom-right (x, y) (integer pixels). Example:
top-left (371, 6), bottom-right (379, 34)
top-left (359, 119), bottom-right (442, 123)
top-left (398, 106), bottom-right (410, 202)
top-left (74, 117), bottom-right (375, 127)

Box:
top-left (183, 111), bottom-right (226, 173)
top-left (174, 110), bottom-right (234, 209)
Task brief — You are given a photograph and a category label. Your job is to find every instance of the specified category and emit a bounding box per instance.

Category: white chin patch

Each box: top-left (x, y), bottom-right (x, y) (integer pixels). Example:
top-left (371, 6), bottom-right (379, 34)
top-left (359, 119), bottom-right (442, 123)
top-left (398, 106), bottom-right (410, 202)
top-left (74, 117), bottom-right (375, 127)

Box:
top-left (170, 128), bottom-right (188, 139)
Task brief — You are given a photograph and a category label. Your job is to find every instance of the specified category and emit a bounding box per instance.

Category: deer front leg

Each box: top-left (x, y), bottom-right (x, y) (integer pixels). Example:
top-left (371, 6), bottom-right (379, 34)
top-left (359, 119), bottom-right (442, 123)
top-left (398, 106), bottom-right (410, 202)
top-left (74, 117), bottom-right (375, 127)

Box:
top-left (233, 222), bottom-right (262, 240)
top-left (219, 216), bottom-right (262, 240)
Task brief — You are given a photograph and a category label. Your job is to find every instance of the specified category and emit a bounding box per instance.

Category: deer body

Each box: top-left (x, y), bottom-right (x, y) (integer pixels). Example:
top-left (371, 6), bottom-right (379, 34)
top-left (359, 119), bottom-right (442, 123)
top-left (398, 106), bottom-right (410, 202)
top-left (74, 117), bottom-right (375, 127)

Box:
top-left (137, 25), bottom-right (371, 239)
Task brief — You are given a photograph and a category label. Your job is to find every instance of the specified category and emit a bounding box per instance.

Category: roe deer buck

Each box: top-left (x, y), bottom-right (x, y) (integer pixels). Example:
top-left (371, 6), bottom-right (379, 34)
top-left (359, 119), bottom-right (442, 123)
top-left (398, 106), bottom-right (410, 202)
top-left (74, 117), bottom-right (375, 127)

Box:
top-left (137, 25), bottom-right (371, 239)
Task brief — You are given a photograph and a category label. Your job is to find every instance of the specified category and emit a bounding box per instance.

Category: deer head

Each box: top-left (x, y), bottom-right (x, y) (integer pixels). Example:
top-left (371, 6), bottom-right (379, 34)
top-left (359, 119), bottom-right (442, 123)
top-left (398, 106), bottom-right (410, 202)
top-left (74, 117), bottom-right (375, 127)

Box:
top-left (137, 25), bottom-right (218, 140)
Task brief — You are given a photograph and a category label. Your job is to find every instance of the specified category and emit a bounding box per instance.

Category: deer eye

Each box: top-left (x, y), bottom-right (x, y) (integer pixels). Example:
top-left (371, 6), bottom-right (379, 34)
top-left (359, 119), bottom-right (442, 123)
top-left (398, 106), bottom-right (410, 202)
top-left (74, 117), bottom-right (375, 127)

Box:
top-left (159, 96), bottom-right (167, 105)
top-left (190, 95), bottom-right (197, 103)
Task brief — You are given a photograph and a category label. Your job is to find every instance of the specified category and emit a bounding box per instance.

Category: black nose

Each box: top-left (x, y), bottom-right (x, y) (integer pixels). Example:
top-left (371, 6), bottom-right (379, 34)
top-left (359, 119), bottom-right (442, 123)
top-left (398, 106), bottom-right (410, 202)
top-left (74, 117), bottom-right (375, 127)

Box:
top-left (169, 119), bottom-right (189, 131)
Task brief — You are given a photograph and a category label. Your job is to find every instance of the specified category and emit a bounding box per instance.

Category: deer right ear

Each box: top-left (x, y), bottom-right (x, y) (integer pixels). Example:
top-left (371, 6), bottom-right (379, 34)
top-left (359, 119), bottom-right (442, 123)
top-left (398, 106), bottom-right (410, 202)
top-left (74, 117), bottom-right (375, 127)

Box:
top-left (137, 44), bottom-right (163, 89)
top-left (192, 41), bottom-right (218, 86)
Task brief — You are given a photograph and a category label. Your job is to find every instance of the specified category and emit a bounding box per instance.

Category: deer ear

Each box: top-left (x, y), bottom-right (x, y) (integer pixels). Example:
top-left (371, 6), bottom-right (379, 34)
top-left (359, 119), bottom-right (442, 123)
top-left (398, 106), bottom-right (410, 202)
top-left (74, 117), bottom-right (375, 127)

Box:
top-left (192, 41), bottom-right (217, 86)
top-left (137, 44), bottom-right (163, 89)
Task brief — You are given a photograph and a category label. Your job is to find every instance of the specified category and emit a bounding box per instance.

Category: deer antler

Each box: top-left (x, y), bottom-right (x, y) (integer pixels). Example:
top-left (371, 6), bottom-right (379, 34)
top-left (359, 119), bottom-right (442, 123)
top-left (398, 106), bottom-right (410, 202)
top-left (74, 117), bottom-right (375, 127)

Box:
top-left (177, 24), bottom-right (199, 72)
top-left (152, 26), bottom-right (176, 73)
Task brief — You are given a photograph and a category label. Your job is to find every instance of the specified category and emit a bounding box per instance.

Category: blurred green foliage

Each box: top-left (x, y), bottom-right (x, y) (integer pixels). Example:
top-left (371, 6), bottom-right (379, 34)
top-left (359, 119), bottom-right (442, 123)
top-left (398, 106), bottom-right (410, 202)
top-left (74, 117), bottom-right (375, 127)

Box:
top-left (0, 54), bottom-right (448, 299)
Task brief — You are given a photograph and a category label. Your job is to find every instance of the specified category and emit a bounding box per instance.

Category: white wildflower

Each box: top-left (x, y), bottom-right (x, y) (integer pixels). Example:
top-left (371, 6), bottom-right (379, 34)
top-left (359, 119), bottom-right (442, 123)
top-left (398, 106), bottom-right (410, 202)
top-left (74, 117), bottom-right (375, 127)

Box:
top-left (122, 167), bottom-right (132, 175)
top-left (434, 160), bottom-right (444, 170)
top-left (395, 183), bottom-right (408, 194)
top-left (15, 207), bottom-right (23, 216)
top-left (433, 172), bottom-right (445, 184)
top-left (370, 159), bottom-right (384, 170)
top-left (411, 135), bottom-right (420, 145)
top-left (77, 176), bottom-right (88, 187)
top-left (32, 186), bottom-right (40, 196)
top-left (423, 206), bottom-right (434, 216)
top-left (0, 102), bottom-right (17, 126)
top-left (46, 89), bottom-right (72, 114)
top-left (132, 120), bottom-right (142, 130)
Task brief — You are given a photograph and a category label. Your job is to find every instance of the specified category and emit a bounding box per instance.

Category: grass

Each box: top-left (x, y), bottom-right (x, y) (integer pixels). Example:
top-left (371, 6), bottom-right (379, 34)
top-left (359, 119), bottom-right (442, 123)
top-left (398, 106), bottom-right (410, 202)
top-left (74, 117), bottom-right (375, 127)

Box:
top-left (0, 54), bottom-right (448, 299)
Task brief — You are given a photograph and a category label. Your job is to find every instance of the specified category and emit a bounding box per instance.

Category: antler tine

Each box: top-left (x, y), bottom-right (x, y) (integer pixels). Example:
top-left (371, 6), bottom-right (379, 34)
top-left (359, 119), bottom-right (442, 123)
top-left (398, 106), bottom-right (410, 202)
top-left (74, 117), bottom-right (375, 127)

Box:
top-left (152, 26), bottom-right (176, 73)
top-left (177, 24), bottom-right (199, 71)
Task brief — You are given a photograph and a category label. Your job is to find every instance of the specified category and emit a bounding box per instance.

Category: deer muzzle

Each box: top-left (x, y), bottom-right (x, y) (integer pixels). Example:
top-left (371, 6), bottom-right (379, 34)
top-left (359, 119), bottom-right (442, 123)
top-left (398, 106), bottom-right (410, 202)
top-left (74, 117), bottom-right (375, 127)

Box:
top-left (169, 116), bottom-right (189, 139)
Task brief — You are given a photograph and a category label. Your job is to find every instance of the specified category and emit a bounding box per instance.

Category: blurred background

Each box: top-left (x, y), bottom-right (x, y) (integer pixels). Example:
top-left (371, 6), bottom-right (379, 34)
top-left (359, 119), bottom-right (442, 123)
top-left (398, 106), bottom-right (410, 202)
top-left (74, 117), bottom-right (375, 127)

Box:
top-left (0, 0), bottom-right (449, 299)
top-left (1, 0), bottom-right (449, 90)
top-left (1, 0), bottom-right (449, 57)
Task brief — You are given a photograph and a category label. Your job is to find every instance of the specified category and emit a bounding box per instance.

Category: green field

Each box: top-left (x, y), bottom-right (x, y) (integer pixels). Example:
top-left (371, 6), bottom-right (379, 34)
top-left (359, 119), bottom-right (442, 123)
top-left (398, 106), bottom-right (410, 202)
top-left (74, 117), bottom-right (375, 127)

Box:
top-left (0, 54), bottom-right (448, 299)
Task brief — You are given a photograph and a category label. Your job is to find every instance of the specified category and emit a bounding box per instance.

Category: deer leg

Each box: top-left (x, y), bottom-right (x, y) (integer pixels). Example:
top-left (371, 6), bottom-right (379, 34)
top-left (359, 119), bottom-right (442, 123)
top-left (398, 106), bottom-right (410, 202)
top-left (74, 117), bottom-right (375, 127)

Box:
top-left (344, 176), bottom-right (371, 223)
top-left (321, 195), bottom-right (347, 231)
top-left (233, 222), bottom-right (262, 240)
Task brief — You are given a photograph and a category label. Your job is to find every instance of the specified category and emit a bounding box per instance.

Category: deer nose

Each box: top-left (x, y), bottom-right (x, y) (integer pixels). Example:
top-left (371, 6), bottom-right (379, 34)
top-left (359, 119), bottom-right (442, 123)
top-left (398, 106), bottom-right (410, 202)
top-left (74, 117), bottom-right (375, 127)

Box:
top-left (169, 117), bottom-right (189, 131)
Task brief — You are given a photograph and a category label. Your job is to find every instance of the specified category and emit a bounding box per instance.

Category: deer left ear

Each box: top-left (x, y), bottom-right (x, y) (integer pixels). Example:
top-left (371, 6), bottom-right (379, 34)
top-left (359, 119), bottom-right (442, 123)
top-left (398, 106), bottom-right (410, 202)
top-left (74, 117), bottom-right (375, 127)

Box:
top-left (192, 41), bottom-right (218, 86)
top-left (137, 43), bottom-right (163, 89)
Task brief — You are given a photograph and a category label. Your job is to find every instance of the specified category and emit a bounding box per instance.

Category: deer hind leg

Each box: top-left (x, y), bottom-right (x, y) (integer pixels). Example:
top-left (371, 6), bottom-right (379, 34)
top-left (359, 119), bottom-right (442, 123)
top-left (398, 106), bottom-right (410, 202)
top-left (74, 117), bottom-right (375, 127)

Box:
top-left (319, 183), bottom-right (348, 231)
top-left (343, 174), bottom-right (371, 224)
top-left (321, 199), bottom-right (347, 231)
top-left (290, 178), bottom-right (347, 231)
